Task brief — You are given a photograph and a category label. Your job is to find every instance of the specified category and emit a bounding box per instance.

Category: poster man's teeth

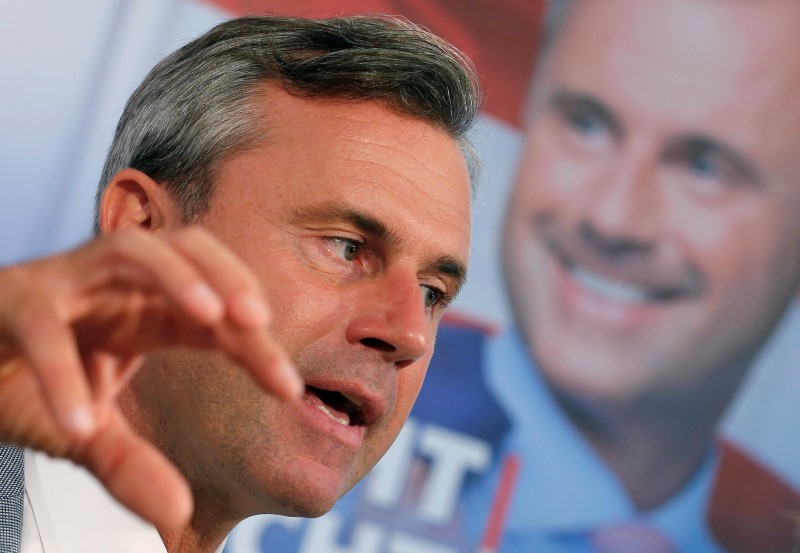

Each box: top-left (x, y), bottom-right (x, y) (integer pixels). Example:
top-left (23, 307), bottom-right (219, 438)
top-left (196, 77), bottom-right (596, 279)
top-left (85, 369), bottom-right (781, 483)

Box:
top-left (315, 403), bottom-right (349, 425)
top-left (571, 266), bottom-right (648, 303)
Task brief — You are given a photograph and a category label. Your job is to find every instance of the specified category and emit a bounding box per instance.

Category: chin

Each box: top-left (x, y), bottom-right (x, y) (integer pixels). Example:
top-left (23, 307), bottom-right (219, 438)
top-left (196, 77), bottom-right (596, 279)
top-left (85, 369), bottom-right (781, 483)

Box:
top-left (266, 485), bottom-right (343, 519)
top-left (534, 340), bottom-right (641, 402)
top-left (273, 498), bottom-right (334, 519)
top-left (548, 361), bottom-right (677, 417)
top-left (257, 459), bottom-right (355, 519)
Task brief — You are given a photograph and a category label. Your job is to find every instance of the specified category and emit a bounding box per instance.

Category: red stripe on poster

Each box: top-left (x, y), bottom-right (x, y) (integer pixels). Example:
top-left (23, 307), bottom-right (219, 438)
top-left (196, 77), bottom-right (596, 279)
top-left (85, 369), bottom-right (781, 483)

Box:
top-left (479, 453), bottom-right (522, 552)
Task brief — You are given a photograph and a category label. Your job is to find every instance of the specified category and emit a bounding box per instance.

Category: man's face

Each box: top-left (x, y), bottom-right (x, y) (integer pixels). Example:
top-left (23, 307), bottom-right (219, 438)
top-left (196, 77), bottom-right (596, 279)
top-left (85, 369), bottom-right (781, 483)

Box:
top-left (134, 86), bottom-right (471, 518)
top-left (503, 0), bottom-right (800, 406)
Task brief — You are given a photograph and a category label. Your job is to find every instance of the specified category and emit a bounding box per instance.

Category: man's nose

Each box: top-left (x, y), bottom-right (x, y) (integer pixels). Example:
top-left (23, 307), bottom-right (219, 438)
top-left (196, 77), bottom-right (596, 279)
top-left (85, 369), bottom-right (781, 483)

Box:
top-left (581, 141), bottom-right (663, 249)
top-left (345, 271), bottom-right (428, 368)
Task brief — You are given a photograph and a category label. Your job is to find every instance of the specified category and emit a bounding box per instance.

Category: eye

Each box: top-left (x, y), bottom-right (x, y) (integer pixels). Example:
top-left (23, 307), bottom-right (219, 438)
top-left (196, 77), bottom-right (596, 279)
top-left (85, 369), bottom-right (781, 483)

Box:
top-left (663, 138), bottom-right (753, 199)
top-left (550, 94), bottom-right (617, 142)
top-left (566, 109), bottom-right (606, 137)
top-left (686, 148), bottom-right (722, 179)
top-left (420, 285), bottom-right (449, 310)
top-left (329, 237), bottom-right (361, 261)
top-left (550, 96), bottom-right (618, 155)
top-left (302, 235), bottom-right (370, 282)
top-left (683, 152), bottom-right (731, 197)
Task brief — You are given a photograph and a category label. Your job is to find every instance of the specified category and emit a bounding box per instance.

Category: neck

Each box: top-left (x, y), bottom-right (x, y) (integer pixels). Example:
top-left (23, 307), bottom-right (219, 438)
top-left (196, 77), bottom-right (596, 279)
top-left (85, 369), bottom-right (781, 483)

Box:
top-left (159, 503), bottom-right (234, 553)
top-left (118, 388), bottom-right (240, 553)
top-left (556, 365), bottom-right (747, 510)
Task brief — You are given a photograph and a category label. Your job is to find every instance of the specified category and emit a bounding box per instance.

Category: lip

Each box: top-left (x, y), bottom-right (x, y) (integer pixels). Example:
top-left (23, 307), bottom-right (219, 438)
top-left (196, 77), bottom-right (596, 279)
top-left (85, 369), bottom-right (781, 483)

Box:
top-left (554, 259), bottom-right (667, 327)
top-left (294, 378), bottom-right (387, 449)
top-left (530, 221), bottom-right (705, 328)
top-left (538, 224), bottom-right (703, 303)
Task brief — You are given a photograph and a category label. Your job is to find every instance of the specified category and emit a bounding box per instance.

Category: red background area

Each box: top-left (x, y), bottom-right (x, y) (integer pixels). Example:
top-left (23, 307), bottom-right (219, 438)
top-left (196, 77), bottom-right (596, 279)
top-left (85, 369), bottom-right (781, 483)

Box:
top-left (202, 0), bottom-right (544, 128)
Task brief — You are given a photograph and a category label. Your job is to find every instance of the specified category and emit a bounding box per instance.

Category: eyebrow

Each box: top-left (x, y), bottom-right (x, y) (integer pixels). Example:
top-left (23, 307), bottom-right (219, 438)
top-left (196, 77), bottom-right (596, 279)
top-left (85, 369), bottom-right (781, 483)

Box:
top-left (549, 90), bottom-right (624, 138)
top-left (666, 135), bottom-right (762, 186)
top-left (551, 90), bottom-right (762, 186)
top-left (292, 202), bottom-right (468, 296)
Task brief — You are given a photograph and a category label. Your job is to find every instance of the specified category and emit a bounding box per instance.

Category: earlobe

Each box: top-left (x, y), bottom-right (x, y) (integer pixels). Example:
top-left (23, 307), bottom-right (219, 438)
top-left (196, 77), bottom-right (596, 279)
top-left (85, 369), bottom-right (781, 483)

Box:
top-left (99, 169), bottom-right (179, 234)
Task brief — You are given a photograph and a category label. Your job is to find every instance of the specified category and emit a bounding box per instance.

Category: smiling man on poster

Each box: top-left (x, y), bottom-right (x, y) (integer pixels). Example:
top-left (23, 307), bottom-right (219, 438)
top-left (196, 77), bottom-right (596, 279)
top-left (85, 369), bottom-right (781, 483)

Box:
top-left (249, 1), bottom-right (800, 552)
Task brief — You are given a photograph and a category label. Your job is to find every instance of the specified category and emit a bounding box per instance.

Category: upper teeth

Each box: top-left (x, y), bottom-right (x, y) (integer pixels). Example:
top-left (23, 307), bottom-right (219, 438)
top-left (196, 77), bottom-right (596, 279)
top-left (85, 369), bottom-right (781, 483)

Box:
top-left (571, 266), bottom-right (648, 303)
top-left (315, 402), bottom-right (349, 426)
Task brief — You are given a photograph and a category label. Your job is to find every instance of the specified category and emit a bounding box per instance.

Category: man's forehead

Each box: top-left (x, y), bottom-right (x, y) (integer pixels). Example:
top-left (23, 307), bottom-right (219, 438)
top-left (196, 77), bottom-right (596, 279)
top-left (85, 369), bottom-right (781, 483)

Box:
top-left (557, 0), bottom-right (800, 71)
top-left (546, 0), bottom-right (800, 127)
top-left (239, 87), bottom-right (472, 256)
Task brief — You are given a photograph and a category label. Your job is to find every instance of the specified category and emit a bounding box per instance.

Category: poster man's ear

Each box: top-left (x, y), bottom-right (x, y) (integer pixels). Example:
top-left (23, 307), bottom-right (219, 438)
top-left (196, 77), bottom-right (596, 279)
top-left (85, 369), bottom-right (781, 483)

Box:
top-left (98, 169), bottom-right (182, 234)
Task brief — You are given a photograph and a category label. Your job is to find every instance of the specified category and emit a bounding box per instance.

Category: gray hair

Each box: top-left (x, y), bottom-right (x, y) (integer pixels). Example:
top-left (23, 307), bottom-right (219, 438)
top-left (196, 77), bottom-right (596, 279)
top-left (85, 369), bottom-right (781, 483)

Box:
top-left (94, 14), bottom-right (482, 232)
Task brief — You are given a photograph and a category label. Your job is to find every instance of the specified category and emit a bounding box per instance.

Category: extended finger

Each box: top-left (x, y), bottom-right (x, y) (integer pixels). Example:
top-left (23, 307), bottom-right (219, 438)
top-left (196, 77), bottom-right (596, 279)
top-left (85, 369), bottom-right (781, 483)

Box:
top-left (7, 290), bottom-right (96, 437)
top-left (77, 411), bottom-right (193, 531)
top-left (165, 227), bottom-right (270, 329)
top-left (70, 230), bottom-right (227, 326)
top-left (212, 324), bottom-right (303, 401)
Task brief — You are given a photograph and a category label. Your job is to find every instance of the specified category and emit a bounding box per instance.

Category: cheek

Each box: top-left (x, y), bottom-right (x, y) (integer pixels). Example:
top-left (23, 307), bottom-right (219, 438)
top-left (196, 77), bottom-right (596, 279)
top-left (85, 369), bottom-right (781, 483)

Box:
top-left (258, 257), bottom-right (349, 352)
top-left (399, 359), bottom-right (428, 404)
top-left (360, 362), bottom-right (427, 473)
top-left (678, 203), bottom-right (784, 306)
top-left (677, 208), bottom-right (738, 254)
top-left (271, 301), bottom-right (346, 360)
top-left (389, 361), bottom-right (429, 429)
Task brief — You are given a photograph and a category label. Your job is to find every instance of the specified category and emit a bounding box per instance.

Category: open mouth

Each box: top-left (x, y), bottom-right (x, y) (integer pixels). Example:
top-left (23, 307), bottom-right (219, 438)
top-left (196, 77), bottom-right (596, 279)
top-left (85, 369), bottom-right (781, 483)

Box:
top-left (304, 385), bottom-right (367, 427)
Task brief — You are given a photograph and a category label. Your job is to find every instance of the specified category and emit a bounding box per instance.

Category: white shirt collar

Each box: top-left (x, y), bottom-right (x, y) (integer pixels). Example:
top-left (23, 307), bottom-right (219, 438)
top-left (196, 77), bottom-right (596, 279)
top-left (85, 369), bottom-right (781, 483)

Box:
top-left (486, 329), bottom-right (721, 551)
top-left (23, 449), bottom-right (169, 553)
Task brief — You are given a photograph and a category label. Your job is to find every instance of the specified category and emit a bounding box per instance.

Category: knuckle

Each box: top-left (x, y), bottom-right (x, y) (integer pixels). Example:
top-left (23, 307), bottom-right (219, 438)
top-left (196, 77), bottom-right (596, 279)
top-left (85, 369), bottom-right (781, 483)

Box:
top-left (13, 298), bottom-right (57, 344)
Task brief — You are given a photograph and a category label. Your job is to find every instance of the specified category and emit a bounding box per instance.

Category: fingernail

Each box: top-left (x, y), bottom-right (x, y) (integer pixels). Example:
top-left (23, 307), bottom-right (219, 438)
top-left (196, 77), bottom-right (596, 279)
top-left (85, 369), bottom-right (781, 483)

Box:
top-left (69, 406), bottom-right (96, 437)
top-left (187, 283), bottom-right (224, 321)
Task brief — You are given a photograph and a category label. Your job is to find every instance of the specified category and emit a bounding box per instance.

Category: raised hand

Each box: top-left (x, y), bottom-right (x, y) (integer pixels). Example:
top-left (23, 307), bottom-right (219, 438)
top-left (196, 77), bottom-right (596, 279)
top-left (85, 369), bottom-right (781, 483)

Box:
top-left (0, 227), bottom-right (302, 530)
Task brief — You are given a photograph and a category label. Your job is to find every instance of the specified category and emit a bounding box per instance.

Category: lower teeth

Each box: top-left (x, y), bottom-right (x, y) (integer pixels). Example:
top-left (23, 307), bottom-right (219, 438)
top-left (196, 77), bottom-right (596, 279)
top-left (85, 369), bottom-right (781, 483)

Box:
top-left (315, 402), bottom-right (349, 425)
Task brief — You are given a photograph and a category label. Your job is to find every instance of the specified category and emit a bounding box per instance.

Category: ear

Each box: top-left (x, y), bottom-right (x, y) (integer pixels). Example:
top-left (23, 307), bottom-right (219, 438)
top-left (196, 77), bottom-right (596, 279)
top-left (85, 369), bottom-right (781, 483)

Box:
top-left (98, 168), bottom-right (182, 234)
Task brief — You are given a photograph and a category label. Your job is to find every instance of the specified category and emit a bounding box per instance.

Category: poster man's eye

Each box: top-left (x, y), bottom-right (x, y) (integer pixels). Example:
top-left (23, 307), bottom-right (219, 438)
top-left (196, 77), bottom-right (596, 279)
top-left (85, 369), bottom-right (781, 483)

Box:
top-left (568, 110), bottom-right (606, 137)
